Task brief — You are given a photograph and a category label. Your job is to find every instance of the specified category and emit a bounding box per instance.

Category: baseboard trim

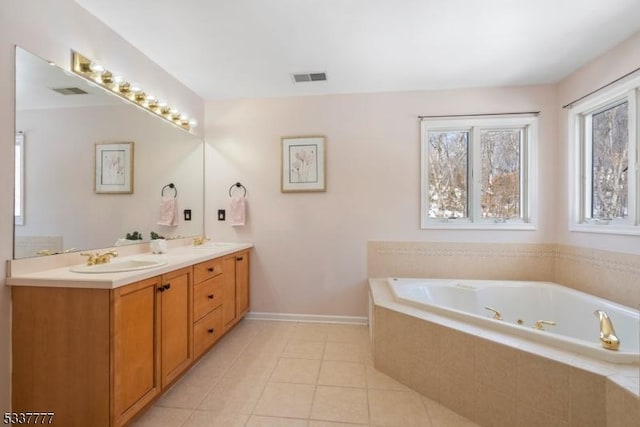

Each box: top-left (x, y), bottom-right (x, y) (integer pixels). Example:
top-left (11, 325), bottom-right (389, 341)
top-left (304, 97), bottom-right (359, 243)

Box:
top-left (245, 311), bottom-right (369, 325)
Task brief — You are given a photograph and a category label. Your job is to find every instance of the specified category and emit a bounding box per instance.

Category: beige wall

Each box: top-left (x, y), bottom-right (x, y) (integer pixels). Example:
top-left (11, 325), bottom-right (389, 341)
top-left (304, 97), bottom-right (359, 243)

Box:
top-left (0, 0), bottom-right (203, 411)
top-left (204, 85), bottom-right (559, 318)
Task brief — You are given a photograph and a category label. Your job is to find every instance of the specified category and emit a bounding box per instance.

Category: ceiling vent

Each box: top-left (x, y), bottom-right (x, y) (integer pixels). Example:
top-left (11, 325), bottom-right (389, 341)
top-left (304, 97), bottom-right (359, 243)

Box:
top-left (291, 72), bottom-right (327, 83)
top-left (51, 87), bottom-right (88, 95)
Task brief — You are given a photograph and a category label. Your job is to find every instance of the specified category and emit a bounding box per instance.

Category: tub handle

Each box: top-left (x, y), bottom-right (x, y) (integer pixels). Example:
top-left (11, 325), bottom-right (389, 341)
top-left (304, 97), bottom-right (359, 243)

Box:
top-left (484, 306), bottom-right (503, 320)
top-left (533, 320), bottom-right (556, 330)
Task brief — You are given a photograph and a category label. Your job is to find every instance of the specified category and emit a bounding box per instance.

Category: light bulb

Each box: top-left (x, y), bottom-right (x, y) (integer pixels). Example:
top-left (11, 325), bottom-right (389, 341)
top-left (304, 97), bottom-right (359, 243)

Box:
top-left (189, 119), bottom-right (198, 127)
top-left (89, 62), bottom-right (104, 74)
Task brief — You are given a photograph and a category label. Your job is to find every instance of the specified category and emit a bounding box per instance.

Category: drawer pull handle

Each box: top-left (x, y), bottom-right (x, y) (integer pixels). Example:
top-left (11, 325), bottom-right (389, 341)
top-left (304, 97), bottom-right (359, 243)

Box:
top-left (157, 286), bottom-right (164, 292)
top-left (208, 294), bottom-right (215, 299)
top-left (236, 256), bottom-right (243, 261)
top-left (207, 267), bottom-right (215, 272)
top-left (163, 284), bottom-right (171, 291)
top-left (207, 328), bottom-right (215, 334)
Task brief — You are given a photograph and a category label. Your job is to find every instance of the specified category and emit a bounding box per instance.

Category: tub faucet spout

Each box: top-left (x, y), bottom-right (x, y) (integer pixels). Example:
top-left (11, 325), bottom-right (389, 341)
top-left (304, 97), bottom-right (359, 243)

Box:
top-left (594, 310), bottom-right (620, 351)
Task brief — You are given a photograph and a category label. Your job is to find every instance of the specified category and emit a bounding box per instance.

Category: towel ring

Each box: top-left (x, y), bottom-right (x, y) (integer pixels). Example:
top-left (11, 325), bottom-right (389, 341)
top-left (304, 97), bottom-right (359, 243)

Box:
top-left (229, 182), bottom-right (247, 198)
top-left (162, 183), bottom-right (177, 198)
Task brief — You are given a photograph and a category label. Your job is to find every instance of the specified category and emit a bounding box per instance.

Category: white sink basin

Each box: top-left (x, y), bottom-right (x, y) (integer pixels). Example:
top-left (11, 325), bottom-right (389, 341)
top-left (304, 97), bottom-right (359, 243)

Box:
top-left (70, 259), bottom-right (167, 274)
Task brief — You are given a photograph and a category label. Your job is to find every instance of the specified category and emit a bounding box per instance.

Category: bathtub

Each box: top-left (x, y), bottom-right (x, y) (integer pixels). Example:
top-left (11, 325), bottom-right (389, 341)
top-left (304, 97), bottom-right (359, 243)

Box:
top-left (387, 278), bottom-right (640, 364)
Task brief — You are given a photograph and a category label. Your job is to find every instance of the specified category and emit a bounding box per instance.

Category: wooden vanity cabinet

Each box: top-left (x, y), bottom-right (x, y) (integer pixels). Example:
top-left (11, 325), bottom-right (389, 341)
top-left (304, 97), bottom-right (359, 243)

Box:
top-left (12, 267), bottom-right (193, 427)
top-left (192, 258), bottom-right (224, 359)
top-left (11, 249), bottom-right (248, 427)
top-left (223, 250), bottom-right (250, 331)
top-left (112, 276), bottom-right (162, 426)
top-left (158, 267), bottom-right (193, 388)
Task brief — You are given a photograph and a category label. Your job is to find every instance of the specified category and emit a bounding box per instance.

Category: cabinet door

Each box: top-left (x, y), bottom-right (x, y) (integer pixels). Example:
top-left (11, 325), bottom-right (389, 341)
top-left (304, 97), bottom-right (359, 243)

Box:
top-left (112, 276), bottom-right (162, 426)
top-left (235, 251), bottom-right (250, 316)
top-left (160, 267), bottom-right (193, 388)
top-left (222, 255), bottom-right (237, 327)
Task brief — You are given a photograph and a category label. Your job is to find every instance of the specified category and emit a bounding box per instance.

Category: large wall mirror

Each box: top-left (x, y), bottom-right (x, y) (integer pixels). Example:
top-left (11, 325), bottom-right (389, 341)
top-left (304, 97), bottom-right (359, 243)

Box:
top-left (14, 47), bottom-right (204, 259)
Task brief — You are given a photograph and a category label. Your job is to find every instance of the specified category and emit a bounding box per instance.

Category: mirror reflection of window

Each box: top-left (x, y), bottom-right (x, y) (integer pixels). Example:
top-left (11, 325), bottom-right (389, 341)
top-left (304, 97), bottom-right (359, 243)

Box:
top-left (15, 132), bottom-right (24, 225)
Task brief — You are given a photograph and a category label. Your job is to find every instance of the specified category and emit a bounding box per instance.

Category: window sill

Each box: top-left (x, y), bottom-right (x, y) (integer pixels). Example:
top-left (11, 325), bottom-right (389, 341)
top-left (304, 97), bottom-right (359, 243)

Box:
top-left (569, 223), bottom-right (640, 236)
top-left (421, 222), bottom-right (536, 231)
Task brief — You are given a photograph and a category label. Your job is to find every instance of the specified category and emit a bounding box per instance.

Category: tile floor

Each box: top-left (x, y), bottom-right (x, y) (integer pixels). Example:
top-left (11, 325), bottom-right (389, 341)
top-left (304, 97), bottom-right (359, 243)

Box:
top-left (132, 319), bottom-right (479, 427)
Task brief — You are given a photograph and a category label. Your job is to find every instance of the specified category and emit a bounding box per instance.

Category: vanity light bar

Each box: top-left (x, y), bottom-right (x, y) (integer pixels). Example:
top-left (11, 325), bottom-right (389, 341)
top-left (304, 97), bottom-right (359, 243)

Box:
top-left (71, 51), bottom-right (197, 131)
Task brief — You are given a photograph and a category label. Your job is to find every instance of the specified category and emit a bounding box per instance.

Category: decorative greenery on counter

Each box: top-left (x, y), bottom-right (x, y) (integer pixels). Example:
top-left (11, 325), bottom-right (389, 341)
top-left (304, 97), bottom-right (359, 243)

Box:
top-left (125, 231), bottom-right (143, 240)
top-left (150, 231), bottom-right (166, 240)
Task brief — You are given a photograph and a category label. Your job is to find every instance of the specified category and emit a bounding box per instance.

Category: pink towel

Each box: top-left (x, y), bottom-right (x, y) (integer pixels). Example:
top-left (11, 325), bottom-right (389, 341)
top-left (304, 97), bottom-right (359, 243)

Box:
top-left (229, 195), bottom-right (246, 226)
top-left (157, 196), bottom-right (178, 226)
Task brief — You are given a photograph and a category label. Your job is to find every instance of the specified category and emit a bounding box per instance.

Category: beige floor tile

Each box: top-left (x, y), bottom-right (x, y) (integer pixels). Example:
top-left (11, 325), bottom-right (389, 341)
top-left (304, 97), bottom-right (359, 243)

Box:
top-left (246, 415), bottom-right (310, 427)
top-left (270, 357), bottom-right (322, 384)
top-left (198, 375), bottom-right (267, 414)
top-left (318, 360), bottom-right (366, 388)
top-left (254, 382), bottom-right (316, 418)
top-left (327, 324), bottom-right (370, 344)
top-left (291, 323), bottom-right (330, 341)
top-left (365, 365), bottom-right (410, 391)
top-left (243, 335), bottom-right (290, 356)
top-left (422, 396), bottom-right (479, 427)
top-left (156, 369), bottom-right (219, 409)
top-left (310, 385), bottom-right (369, 424)
top-left (323, 341), bottom-right (366, 363)
top-left (182, 410), bottom-right (249, 427)
top-left (368, 389), bottom-right (431, 427)
top-left (130, 406), bottom-right (193, 427)
top-left (282, 339), bottom-right (326, 359)
top-left (223, 353), bottom-right (279, 380)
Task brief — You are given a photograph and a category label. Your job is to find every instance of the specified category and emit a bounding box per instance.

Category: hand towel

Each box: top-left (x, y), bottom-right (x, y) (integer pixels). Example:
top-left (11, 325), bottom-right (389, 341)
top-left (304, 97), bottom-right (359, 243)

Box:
top-left (157, 195), bottom-right (178, 226)
top-left (229, 195), bottom-right (246, 227)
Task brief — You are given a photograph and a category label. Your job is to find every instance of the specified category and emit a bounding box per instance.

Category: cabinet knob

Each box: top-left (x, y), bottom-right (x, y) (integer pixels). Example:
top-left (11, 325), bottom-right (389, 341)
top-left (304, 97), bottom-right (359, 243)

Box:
top-left (236, 256), bottom-right (243, 261)
top-left (207, 267), bottom-right (215, 272)
top-left (163, 284), bottom-right (171, 291)
top-left (157, 286), bottom-right (164, 292)
top-left (207, 328), bottom-right (215, 334)
top-left (208, 294), bottom-right (214, 299)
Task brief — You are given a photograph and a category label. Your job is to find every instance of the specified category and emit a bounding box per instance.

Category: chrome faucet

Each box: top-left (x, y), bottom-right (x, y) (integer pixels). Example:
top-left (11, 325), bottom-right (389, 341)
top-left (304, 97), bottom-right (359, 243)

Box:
top-left (594, 310), bottom-right (620, 351)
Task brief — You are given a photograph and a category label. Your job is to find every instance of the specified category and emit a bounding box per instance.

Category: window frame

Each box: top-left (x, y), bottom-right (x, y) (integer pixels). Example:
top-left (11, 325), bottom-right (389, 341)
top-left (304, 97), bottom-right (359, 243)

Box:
top-left (568, 78), bottom-right (639, 236)
top-left (15, 132), bottom-right (24, 226)
top-left (420, 115), bottom-right (538, 230)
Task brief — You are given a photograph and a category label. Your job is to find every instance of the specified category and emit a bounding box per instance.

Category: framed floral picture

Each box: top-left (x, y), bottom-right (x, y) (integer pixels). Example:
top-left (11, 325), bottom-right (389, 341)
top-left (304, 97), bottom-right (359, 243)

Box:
top-left (95, 142), bottom-right (134, 194)
top-left (281, 136), bottom-right (326, 192)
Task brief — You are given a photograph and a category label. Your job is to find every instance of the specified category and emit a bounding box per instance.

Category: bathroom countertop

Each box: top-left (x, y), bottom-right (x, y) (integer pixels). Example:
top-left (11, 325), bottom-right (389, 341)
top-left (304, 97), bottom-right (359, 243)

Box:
top-left (6, 242), bottom-right (253, 289)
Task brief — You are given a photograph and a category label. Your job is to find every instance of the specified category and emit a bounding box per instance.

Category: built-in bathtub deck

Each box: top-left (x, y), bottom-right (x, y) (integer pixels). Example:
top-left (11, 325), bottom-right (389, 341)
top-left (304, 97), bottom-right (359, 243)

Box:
top-left (369, 278), bottom-right (639, 427)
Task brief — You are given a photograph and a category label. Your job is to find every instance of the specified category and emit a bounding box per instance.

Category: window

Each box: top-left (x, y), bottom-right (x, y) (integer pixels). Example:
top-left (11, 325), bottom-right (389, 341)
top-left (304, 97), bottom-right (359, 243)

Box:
top-left (421, 115), bottom-right (537, 229)
top-left (569, 82), bottom-right (639, 234)
top-left (15, 132), bottom-right (24, 226)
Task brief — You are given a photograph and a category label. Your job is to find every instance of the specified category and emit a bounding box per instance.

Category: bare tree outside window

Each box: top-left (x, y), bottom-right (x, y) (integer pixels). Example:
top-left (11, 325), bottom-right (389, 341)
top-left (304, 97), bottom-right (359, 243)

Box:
top-left (480, 130), bottom-right (521, 219)
top-left (591, 101), bottom-right (628, 220)
top-left (428, 131), bottom-right (468, 218)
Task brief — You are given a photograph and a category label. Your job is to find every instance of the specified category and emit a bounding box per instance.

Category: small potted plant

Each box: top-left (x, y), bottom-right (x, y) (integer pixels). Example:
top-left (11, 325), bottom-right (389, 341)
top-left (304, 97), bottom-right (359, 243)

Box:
top-left (115, 231), bottom-right (143, 246)
top-left (150, 231), bottom-right (167, 254)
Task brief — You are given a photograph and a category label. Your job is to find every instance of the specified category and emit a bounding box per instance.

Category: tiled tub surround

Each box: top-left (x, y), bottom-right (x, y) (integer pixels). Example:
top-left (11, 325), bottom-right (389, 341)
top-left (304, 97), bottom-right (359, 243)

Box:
top-left (370, 279), bottom-right (640, 427)
top-left (368, 242), bottom-right (640, 312)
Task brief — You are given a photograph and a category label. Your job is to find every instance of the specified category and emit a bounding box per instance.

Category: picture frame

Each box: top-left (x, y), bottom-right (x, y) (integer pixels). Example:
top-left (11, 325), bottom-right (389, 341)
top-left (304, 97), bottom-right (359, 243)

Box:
top-left (95, 142), bottom-right (134, 194)
top-left (281, 136), bottom-right (326, 192)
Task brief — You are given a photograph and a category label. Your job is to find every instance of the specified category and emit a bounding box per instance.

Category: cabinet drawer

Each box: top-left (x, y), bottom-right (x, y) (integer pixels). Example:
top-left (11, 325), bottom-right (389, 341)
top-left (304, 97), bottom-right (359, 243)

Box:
top-left (193, 307), bottom-right (223, 358)
top-left (194, 275), bottom-right (223, 321)
top-left (193, 258), bottom-right (223, 283)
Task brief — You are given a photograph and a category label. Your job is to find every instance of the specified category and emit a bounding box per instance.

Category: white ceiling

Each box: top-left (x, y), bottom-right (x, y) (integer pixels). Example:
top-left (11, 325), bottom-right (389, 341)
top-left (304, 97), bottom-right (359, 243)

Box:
top-left (75, 0), bottom-right (640, 100)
